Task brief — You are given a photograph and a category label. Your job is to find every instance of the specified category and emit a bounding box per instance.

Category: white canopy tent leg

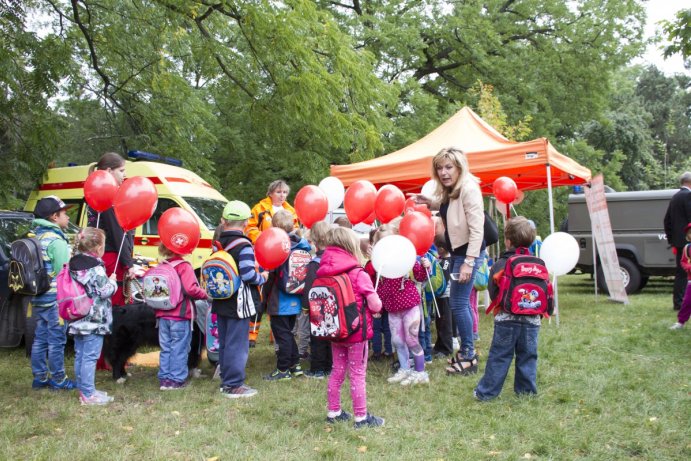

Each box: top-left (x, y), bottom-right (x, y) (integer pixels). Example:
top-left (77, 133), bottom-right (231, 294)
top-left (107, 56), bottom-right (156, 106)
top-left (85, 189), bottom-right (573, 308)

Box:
top-left (546, 163), bottom-right (560, 326)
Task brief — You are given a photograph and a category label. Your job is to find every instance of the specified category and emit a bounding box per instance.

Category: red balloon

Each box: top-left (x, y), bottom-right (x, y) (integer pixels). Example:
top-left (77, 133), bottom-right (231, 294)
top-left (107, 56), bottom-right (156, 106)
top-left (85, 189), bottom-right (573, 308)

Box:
top-left (344, 180), bottom-right (377, 224)
top-left (363, 211), bottom-right (376, 225)
top-left (413, 203), bottom-right (432, 218)
top-left (158, 208), bottom-right (201, 255)
top-left (374, 185), bottom-right (405, 224)
top-left (113, 177), bottom-right (158, 231)
top-left (255, 227), bottom-right (291, 270)
top-left (493, 177), bottom-right (518, 204)
top-left (399, 211), bottom-right (435, 256)
top-left (294, 185), bottom-right (328, 229)
top-left (84, 170), bottom-right (119, 212)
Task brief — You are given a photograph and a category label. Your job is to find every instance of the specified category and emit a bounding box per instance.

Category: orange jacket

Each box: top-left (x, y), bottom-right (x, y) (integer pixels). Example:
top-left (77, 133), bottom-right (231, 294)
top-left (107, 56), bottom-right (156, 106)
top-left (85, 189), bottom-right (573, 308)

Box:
top-left (245, 196), bottom-right (299, 243)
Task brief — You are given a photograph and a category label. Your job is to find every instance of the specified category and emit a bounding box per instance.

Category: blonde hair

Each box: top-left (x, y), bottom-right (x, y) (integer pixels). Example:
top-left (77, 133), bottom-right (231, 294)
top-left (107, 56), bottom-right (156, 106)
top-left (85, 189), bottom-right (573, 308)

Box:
top-left (372, 217), bottom-right (402, 245)
top-left (307, 220), bottom-right (330, 250)
top-left (432, 147), bottom-right (475, 201)
top-left (504, 216), bottom-right (536, 249)
top-left (272, 210), bottom-right (295, 233)
top-left (328, 227), bottom-right (364, 264)
top-left (75, 227), bottom-right (105, 254)
top-left (267, 179), bottom-right (289, 196)
top-left (158, 243), bottom-right (176, 259)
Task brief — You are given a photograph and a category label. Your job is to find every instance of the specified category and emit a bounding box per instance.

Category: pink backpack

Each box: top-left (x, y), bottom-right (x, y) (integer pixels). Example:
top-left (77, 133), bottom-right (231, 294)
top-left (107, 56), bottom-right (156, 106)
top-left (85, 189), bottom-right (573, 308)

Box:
top-left (56, 264), bottom-right (94, 321)
top-left (142, 260), bottom-right (185, 310)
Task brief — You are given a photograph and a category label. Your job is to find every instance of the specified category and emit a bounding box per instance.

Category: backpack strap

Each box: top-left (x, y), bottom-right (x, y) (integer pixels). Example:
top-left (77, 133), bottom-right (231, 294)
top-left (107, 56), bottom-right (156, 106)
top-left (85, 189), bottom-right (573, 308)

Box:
top-left (224, 238), bottom-right (251, 252)
top-left (514, 247), bottom-right (530, 255)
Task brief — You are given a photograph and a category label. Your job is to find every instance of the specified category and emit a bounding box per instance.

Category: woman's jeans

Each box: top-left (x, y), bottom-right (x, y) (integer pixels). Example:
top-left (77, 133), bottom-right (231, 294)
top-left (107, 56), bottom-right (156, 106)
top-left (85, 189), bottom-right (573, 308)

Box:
top-left (158, 319), bottom-right (192, 383)
top-left (30, 305), bottom-right (67, 382)
top-left (74, 333), bottom-right (104, 397)
top-left (449, 255), bottom-right (478, 360)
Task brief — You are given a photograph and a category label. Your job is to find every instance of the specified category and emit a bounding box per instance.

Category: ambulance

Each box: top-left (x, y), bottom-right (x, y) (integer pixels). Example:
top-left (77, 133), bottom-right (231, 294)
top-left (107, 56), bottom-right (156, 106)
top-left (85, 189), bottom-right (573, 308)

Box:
top-left (24, 154), bottom-right (228, 269)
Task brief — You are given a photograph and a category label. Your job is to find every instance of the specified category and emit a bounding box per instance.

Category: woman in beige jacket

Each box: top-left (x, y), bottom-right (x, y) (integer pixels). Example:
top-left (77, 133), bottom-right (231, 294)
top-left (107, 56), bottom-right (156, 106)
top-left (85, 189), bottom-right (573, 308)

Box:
top-left (412, 147), bottom-right (485, 375)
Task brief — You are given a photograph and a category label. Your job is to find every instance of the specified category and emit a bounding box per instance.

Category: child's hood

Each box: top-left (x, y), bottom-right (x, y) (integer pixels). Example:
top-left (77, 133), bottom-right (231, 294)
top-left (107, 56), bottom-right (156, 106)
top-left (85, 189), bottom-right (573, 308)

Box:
top-left (317, 246), bottom-right (360, 276)
top-left (68, 253), bottom-right (103, 283)
top-left (289, 233), bottom-right (311, 252)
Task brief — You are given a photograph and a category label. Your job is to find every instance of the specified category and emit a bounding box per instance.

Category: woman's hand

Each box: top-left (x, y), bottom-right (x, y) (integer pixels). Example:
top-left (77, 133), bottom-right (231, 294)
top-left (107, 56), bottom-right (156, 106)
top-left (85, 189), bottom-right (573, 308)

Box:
top-left (459, 263), bottom-right (473, 283)
top-left (406, 193), bottom-right (431, 206)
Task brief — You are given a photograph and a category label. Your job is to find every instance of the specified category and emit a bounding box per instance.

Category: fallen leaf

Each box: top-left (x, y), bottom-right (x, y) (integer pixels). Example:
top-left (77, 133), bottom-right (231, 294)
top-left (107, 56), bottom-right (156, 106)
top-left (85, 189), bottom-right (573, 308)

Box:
top-left (649, 417), bottom-right (658, 422)
top-left (313, 447), bottom-right (321, 452)
top-left (174, 431), bottom-right (180, 436)
top-left (489, 434), bottom-right (495, 440)
top-left (54, 428), bottom-right (62, 433)
top-left (324, 426), bottom-right (333, 433)
top-left (122, 426), bottom-right (134, 432)
top-left (206, 457), bottom-right (219, 461)
top-left (488, 451), bottom-right (501, 456)
top-left (357, 446), bottom-right (368, 453)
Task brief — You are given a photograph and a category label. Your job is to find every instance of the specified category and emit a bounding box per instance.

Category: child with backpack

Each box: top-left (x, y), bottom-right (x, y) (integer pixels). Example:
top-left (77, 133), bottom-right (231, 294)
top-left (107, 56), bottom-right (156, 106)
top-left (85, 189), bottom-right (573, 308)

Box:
top-left (474, 216), bottom-right (553, 401)
top-left (301, 220), bottom-right (332, 379)
top-left (263, 210), bottom-right (312, 381)
top-left (28, 196), bottom-right (76, 391)
top-left (418, 245), bottom-right (447, 363)
top-left (65, 227), bottom-right (117, 404)
top-left (311, 227), bottom-right (384, 428)
top-left (374, 220), bottom-right (431, 386)
top-left (146, 243), bottom-right (208, 390)
top-left (211, 201), bottom-right (267, 399)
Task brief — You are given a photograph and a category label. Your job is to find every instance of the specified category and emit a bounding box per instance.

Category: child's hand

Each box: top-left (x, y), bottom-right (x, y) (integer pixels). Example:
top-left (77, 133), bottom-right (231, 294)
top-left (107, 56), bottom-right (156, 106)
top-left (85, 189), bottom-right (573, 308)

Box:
top-left (421, 258), bottom-right (431, 269)
top-left (109, 273), bottom-right (117, 281)
top-left (372, 312), bottom-right (381, 319)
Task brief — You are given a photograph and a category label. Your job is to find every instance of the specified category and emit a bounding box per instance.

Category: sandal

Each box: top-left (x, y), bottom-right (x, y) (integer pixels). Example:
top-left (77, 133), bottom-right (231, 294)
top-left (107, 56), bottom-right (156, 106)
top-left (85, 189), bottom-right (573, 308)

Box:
top-left (445, 355), bottom-right (478, 376)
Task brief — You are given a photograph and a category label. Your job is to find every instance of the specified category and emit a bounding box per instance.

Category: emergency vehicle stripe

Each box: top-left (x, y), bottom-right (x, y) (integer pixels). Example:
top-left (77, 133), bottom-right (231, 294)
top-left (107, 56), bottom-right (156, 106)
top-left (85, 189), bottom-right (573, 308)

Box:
top-left (37, 175), bottom-right (217, 191)
top-left (135, 236), bottom-right (212, 249)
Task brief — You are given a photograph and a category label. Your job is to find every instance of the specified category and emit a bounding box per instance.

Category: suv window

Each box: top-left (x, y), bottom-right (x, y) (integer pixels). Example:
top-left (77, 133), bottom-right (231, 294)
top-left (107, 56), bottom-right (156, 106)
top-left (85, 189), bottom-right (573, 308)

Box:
top-left (0, 214), bottom-right (34, 262)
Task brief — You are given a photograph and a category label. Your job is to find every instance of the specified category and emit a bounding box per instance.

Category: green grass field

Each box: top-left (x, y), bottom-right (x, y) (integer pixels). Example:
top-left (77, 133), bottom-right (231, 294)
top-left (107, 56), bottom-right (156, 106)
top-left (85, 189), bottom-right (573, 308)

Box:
top-left (0, 274), bottom-right (688, 460)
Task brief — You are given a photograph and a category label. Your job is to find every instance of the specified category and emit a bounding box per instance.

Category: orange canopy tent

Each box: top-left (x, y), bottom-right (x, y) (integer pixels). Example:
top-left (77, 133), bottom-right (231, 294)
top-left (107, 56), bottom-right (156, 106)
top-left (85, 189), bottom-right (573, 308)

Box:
top-left (330, 107), bottom-right (591, 196)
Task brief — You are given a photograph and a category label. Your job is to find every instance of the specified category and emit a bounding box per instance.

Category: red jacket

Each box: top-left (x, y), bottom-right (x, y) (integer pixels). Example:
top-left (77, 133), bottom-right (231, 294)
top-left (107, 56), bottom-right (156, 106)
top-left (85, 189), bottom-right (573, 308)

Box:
top-left (156, 256), bottom-right (208, 321)
top-left (376, 260), bottom-right (427, 313)
top-left (681, 244), bottom-right (691, 280)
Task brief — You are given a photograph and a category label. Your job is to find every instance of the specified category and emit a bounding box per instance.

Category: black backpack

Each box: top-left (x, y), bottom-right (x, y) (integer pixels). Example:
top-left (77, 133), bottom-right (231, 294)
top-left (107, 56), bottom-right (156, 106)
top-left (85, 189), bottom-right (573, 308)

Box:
top-left (486, 247), bottom-right (553, 317)
top-left (8, 237), bottom-right (51, 296)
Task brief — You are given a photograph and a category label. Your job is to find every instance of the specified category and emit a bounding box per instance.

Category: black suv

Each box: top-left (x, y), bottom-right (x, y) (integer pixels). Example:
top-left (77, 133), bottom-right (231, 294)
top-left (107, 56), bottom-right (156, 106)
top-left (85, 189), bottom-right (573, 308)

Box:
top-left (0, 211), bottom-right (38, 350)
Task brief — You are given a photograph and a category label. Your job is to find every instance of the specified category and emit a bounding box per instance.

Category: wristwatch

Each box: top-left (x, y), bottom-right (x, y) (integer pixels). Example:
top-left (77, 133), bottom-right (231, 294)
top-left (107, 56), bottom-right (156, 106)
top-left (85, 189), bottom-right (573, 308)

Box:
top-left (464, 258), bottom-right (475, 267)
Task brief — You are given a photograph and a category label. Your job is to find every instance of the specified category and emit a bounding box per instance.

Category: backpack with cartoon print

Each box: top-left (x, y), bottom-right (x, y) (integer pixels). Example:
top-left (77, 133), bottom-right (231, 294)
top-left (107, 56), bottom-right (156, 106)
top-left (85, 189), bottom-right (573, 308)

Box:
top-left (308, 269), bottom-right (366, 341)
top-left (486, 247), bottom-right (553, 317)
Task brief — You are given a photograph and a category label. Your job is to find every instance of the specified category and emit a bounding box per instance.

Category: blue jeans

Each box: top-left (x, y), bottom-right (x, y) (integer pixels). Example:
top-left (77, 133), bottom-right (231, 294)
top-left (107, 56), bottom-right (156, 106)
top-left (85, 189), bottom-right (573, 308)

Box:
top-left (30, 305), bottom-right (67, 382)
top-left (417, 306), bottom-right (432, 361)
top-left (158, 319), bottom-right (191, 383)
top-left (475, 320), bottom-right (540, 400)
top-left (74, 334), bottom-right (104, 397)
top-left (372, 311), bottom-right (392, 355)
top-left (449, 255), bottom-right (478, 359)
top-left (217, 316), bottom-right (250, 389)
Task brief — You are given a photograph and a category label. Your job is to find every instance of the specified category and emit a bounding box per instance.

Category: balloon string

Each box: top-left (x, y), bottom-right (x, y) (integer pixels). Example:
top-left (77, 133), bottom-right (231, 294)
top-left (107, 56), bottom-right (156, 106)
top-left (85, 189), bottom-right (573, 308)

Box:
top-left (96, 212), bottom-right (101, 229)
top-left (374, 266), bottom-right (383, 291)
top-left (112, 232), bottom-right (127, 278)
top-left (425, 268), bottom-right (441, 318)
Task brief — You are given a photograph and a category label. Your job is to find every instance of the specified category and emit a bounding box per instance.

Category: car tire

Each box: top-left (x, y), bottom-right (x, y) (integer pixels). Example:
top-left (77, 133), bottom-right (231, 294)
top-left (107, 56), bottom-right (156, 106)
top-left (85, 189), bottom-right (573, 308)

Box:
top-left (596, 256), bottom-right (642, 295)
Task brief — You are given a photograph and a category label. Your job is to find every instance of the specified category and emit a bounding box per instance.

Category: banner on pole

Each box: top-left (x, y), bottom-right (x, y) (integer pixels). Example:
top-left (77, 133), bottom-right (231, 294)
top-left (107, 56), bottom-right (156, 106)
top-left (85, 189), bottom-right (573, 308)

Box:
top-left (584, 175), bottom-right (629, 304)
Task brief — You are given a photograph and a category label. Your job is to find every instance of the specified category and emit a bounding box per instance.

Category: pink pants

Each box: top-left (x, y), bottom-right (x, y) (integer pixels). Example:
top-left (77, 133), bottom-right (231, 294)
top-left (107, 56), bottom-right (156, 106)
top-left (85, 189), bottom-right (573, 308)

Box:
top-left (470, 288), bottom-right (479, 334)
top-left (678, 282), bottom-right (691, 325)
top-left (327, 341), bottom-right (369, 418)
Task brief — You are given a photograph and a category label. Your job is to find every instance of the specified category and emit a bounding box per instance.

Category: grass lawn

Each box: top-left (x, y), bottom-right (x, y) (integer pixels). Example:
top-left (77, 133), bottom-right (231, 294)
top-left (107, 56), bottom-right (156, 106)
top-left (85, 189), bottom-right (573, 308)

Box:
top-left (0, 274), bottom-right (688, 460)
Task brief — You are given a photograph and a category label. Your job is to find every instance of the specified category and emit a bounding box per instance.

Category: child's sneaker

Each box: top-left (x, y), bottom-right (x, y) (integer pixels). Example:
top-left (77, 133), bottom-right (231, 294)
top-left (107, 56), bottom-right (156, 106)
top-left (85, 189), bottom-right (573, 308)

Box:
top-left (79, 392), bottom-right (112, 406)
top-left (304, 370), bottom-right (327, 379)
top-left (167, 380), bottom-right (188, 390)
top-left (354, 413), bottom-right (385, 428)
top-left (263, 369), bottom-right (292, 381)
top-left (326, 410), bottom-right (352, 424)
top-left (160, 379), bottom-right (173, 390)
top-left (289, 364), bottom-right (304, 377)
top-left (669, 322), bottom-right (684, 330)
top-left (48, 377), bottom-right (76, 390)
top-left (387, 368), bottom-right (411, 384)
top-left (400, 370), bottom-right (430, 386)
top-left (32, 377), bottom-right (50, 390)
top-left (220, 384), bottom-right (258, 399)
top-left (452, 337), bottom-right (460, 352)
top-left (94, 390), bottom-right (114, 402)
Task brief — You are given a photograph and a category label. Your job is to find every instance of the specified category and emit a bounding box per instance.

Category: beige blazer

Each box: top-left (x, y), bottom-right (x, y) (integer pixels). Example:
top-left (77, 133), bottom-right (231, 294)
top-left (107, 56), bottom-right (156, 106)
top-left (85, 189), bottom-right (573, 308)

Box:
top-left (435, 178), bottom-right (484, 258)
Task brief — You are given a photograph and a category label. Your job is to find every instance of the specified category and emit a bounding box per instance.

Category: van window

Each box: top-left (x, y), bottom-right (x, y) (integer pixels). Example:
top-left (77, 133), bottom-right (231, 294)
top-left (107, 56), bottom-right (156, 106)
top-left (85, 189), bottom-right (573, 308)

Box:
top-left (183, 197), bottom-right (227, 231)
top-left (143, 198), bottom-right (180, 235)
top-left (63, 199), bottom-right (85, 228)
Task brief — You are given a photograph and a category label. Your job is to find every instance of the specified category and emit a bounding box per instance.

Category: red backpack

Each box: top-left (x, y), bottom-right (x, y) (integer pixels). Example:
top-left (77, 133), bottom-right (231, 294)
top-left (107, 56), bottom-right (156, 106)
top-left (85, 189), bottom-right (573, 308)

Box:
top-left (486, 248), bottom-right (554, 317)
top-left (308, 270), bottom-right (366, 341)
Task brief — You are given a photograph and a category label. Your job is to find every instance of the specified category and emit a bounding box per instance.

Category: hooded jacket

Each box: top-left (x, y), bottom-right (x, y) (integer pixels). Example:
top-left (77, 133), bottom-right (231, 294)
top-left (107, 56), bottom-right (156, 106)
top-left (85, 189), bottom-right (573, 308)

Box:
top-left (67, 252), bottom-right (117, 335)
top-left (31, 218), bottom-right (70, 307)
top-left (316, 246), bottom-right (382, 343)
top-left (266, 233), bottom-right (312, 316)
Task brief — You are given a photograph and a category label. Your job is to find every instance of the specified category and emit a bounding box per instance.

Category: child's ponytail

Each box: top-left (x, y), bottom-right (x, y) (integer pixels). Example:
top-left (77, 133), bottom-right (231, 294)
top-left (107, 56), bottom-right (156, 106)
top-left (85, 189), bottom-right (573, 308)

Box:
top-left (75, 227), bottom-right (105, 254)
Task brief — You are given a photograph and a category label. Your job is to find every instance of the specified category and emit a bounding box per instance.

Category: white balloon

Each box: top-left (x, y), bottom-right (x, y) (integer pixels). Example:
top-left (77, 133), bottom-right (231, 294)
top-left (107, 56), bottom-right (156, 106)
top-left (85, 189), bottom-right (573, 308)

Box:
top-left (420, 179), bottom-right (437, 199)
top-left (318, 176), bottom-right (345, 212)
top-left (496, 200), bottom-right (508, 216)
top-left (371, 235), bottom-right (416, 279)
top-left (541, 232), bottom-right (579, 276)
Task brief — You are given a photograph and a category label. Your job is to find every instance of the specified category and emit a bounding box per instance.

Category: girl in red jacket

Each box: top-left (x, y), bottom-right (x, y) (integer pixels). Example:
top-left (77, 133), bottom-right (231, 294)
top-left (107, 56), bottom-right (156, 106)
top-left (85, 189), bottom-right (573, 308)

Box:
top-left (156, 244), bottom-right (208, 390)
top-left (319, 227), bottom-right (384, 428)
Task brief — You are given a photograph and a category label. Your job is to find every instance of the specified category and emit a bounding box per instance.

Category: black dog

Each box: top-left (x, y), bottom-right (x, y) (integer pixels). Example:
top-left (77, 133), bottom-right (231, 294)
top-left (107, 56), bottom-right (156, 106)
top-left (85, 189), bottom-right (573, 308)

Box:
top-left (104, 302), bottom-right (204, 382)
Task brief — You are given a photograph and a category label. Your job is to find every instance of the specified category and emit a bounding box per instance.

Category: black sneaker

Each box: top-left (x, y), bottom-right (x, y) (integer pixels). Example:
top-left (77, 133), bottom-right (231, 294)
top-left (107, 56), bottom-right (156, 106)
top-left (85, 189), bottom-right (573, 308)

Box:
top-left (304, 370), bottom-right (327, 379)
top-left (354, 413), bottom-right (385, 428)
top-left (289, 364), bottom-right (304, 377)
top-left (326, 410), bottom-right (352, 423)
top-left (263, 369), bottom-right (292, 381)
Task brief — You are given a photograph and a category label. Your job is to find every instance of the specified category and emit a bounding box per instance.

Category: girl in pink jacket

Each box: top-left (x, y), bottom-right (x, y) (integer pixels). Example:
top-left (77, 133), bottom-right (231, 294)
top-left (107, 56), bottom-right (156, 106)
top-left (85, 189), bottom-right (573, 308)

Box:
top-left (317, 227), bottom-right (384, 429)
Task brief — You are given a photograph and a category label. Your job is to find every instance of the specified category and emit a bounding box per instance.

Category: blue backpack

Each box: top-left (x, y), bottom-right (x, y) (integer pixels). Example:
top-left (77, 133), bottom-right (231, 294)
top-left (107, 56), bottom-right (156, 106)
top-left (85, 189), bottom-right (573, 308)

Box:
top-left (423, 250), bottom-right (447, 299)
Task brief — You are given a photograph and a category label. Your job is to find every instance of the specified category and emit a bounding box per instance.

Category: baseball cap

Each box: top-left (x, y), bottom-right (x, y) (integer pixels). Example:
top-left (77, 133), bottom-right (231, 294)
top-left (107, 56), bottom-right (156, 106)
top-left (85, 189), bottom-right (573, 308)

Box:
top-left (222, 200), bottom-right (251, 221)
top-left (34, 196), bottom-right (67, 219)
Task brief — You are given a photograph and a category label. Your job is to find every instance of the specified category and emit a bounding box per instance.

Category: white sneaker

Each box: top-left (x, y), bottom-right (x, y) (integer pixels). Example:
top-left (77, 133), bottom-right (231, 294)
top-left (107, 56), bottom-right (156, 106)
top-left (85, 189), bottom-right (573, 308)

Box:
top-left (452, 337), bottom-right (460, 352)
top-left (669, 322), bottom-right (684, 330)
top-left (400, 371), bottom-right (430, 386)
top-left (387, 368), bottom-right (411, 384)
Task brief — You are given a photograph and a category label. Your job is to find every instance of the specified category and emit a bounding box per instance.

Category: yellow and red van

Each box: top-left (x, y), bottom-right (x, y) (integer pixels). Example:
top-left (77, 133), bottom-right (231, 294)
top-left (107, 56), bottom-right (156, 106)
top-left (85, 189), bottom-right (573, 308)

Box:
top-left (24, 161), bottom-right (227, 269)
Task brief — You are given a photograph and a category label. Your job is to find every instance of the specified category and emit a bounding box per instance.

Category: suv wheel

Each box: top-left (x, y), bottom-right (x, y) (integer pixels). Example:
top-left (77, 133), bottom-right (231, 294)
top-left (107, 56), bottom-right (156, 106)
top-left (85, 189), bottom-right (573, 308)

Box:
top-left (596, 256), bottom-right (642, 295)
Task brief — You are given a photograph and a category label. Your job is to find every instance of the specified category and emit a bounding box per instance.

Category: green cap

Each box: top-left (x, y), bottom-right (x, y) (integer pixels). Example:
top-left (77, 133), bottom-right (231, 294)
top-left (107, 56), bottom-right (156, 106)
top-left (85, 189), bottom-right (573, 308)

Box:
top-left (222, 200), bottom-right (251, 220)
